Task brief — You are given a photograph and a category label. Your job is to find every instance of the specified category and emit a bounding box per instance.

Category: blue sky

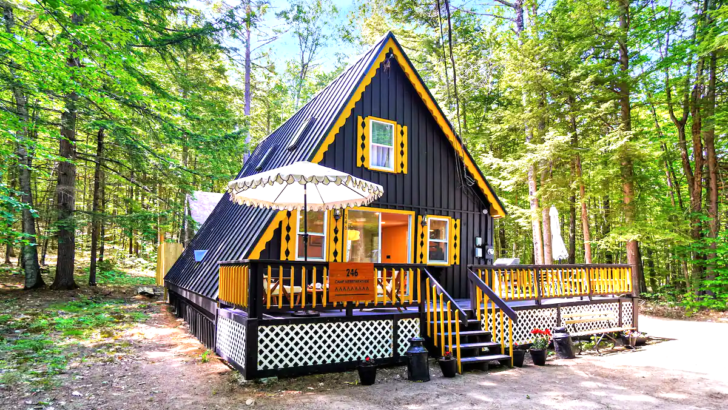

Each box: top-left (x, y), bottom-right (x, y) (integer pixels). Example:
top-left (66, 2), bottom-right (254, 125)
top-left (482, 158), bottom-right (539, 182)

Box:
top-left (191, 0), bottom-right (361, 73)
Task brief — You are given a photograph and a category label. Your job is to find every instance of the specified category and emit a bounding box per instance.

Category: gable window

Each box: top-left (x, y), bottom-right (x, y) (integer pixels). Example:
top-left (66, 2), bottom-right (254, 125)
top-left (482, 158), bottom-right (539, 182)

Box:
top-left (370, 119), bottom-right (395, 171)
top-left (427, 217), bottom-right (449, 265)
top-left (357, 116), bottom-right (408, 173)
top-left (295, 211), bottom-right (327, 260)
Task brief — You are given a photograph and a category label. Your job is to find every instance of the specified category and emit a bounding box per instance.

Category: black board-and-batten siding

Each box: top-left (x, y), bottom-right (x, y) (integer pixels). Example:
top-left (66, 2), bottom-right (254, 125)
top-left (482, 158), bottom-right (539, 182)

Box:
top-left (255, 54), bottom-right (495, 299)
top-left (318, 54), bottom-right (494, 299)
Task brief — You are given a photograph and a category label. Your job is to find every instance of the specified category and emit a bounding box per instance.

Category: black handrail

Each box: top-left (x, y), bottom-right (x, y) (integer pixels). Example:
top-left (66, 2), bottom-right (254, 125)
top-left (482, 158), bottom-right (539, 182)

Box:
top-left (467, 269), bottom-right (518, 323)
top-left (423, 269), bottom-right (469, 325)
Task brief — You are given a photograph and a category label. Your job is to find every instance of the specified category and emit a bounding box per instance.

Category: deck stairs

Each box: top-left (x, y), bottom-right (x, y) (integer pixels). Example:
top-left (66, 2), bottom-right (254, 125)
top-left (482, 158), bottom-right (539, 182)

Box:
top-left (427, 307), bottom-right (512, 371)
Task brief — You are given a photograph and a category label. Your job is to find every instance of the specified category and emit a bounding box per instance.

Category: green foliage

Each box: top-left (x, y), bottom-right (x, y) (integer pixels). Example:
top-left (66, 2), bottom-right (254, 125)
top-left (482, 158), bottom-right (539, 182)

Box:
top-left (0, 296), bottom-right (148, 389)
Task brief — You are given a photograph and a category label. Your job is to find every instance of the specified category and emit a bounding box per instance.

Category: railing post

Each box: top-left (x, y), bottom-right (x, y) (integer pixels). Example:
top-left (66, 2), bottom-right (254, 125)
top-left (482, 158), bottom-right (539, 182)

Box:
top-left (535, 267), bottom-right (542, 306)
top-left (249, 262), bottom-right (263, 319)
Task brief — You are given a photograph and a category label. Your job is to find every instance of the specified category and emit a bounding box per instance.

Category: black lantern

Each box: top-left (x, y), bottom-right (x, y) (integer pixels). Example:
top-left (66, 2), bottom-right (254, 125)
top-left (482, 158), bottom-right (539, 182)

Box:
top-left (405, 337), bottom-right (430, 382)
top-left (552, 327), bottom-right (576, 359)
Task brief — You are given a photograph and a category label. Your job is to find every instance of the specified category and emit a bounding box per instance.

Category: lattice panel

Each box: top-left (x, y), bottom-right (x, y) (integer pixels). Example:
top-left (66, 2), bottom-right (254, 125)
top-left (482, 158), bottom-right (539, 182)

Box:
top-left (397, 318), bottom-right (420, 356)
top-left (481, 307), bottom-right (558, 344)
top-left (561, 303), bottom-right (620, 333)
top-left (258, 320), bottom-right (393, 370)
top-left (216, 317), bottom-right (246, 369)
top-left (622, 301), bottom-right (634, 327)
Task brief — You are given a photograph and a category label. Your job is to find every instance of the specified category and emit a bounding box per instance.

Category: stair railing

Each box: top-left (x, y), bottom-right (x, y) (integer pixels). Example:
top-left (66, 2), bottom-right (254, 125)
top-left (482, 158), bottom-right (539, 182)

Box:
top-left (468, 269), bottom-right (519, 367)
top-left (423, 269), bottom-right (468, 373)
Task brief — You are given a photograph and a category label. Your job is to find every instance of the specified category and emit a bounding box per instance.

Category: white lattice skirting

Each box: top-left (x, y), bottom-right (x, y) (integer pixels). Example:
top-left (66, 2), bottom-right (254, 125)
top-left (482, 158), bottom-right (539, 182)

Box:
top-left (397, 318), bottom-right (420, 356)
top-left (217, 317), bottom-right (247, 369)
top-left (258, 320), bottom-right (395, 370)
top-left (482, 307), bottom-right (558, 345)
top-left (560, 303), bottom-right (620, 333)
top-left (481, 301), bottom-right (635, 344)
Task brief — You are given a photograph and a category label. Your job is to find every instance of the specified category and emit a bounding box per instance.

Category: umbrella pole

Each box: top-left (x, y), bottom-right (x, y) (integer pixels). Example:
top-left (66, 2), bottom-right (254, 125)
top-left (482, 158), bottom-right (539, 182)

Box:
top-left (304, 183), bottom-right (308, 262)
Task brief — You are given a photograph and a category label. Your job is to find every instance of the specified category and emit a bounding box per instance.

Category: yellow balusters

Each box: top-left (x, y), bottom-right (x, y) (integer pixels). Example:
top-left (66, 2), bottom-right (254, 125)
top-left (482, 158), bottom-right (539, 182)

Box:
top-left (509, 316), bottom-right (514, 366)
top-left (416, 269), bottom-right (421, 303)
top-left (289, 267), bottom-right (295, 308)
top-left (446, 301), bottom-right (453, 356)
top-left (382, 269), bottom-right (389, 304)
top-left (301, 267), bottom-right (306, 308)
top-left (312, 267), bottom-right (317, 308)
top-left (399, 268), bottom-right (405, 304)
top-left (408, 269), bottom-right (414, 304)
top-left (426, 278), bottom-right (432, 337)
top-left (455, 312), bottom-right (462, 374)
top-left (323, 267), bottom-right (328, 307)
top-left (499, 309), bottom-right (504, 353)
top-left (439, 293), bottom-right (445, 354)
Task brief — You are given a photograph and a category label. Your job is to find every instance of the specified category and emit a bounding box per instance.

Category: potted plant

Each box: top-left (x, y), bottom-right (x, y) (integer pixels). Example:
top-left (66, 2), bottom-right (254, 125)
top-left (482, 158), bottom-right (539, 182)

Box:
top-left (511, 343), bottom-right (527, 368)
top-left (621, 330), bottom-right (647, 348)
top-left (529, 328), bottom-right (551, 366)
top-left (357, 357), bottom-right (377, 385)
top-left (438, 351), bottom-right (457, 378)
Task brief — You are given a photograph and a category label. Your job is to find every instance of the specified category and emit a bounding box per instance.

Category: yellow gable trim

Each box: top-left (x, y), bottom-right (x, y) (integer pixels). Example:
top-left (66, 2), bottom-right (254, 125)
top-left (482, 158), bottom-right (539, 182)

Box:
top-left (310, 38), bottom-right (504, 218)
top-left (248, 211), bottom-right (286, 259)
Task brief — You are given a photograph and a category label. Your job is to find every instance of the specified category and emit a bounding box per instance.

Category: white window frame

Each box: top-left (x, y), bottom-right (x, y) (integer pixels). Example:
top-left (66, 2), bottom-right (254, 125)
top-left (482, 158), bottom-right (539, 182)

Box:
top-left (426, 217), bottom-right (450, 265)
top-left (294, 211), bottom-right (328, 261)
top-left (368, 119), bottom-right (395, 172)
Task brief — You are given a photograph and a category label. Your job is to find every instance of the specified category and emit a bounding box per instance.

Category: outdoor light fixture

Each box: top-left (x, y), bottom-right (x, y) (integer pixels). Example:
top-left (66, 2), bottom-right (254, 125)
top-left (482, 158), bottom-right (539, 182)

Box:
top-left (482, 208), bottom-right (489, 215)
top-left (334, 209), bottom-right (341, 221)
top-left (421, 213), bottom-right (428, 227)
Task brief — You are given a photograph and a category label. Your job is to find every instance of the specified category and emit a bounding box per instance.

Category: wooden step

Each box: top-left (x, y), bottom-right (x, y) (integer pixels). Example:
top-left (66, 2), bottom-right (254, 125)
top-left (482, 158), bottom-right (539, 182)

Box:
top-left (445, 341), bottom-right (500, 350)
top-left (459, 354), bottom-right (512, 364)
top-left (428, 319), bottom-right (482, 326)
top-left (437, 330), bottom-right (491, 337)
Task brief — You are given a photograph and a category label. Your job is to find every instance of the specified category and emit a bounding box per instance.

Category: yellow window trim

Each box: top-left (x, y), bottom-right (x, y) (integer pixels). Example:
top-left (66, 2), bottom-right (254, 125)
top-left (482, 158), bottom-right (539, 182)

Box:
top-left (310, 37), bottom-right (505, 218)
top-left (357, 116), bottom-right (406, 174)
top-left (279, 210), bottom-right (298, 261)
top-left (342, 207), bottom-right (416, 263)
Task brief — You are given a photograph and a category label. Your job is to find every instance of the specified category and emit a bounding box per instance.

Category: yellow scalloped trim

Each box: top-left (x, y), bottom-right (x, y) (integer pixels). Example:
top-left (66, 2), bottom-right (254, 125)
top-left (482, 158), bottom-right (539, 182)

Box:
top-left (248, 211), bottom-right (286, 259)
top-left (310, 37), bottom-right (505, 218)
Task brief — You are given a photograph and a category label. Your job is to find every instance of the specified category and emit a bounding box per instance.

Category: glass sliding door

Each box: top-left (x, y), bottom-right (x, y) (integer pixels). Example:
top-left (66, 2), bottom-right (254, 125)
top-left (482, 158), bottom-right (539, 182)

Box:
top-left (346, 209), bottom-right (412, 263)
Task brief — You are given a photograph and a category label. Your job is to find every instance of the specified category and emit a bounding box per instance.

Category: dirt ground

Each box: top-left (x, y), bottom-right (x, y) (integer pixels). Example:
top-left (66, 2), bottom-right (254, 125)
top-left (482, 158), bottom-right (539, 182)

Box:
top-left (2, 278), bottom-right (727, 409)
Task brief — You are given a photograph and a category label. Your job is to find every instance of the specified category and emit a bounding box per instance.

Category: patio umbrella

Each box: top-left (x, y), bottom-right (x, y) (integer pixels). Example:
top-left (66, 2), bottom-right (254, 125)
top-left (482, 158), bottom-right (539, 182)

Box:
top-left (227, 161), bottom-right (384, 260)
top-left (549, 206), bottom-right (569, 261)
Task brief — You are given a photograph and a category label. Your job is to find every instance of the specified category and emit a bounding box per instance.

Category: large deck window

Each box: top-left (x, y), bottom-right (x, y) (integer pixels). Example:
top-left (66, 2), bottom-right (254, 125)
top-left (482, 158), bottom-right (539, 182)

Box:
top-left (295, 211), bottom-right (327, 260)
top-left (346, 209), bottom-right (413, 263)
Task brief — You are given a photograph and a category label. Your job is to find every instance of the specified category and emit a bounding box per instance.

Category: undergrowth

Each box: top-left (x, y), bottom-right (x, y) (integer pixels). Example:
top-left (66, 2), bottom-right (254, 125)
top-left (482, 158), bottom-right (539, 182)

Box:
top-left (0, 296), bottom-right (148, 390)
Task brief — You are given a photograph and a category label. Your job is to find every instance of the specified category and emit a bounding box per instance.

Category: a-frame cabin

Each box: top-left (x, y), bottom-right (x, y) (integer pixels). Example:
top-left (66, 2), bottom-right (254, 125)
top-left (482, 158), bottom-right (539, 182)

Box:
top-left (165, 32), bottom-right (638, 379)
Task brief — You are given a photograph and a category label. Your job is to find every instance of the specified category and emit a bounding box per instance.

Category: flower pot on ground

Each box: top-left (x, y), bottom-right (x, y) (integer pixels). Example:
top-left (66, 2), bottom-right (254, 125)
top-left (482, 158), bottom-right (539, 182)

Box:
top-left (529, 328), bottom-right (552, 366)
top-left (358, 357), bottom-right (377, 385)
top-left (529, 349), bottom-right (547, 365)
top-left (438, 351), bottom-right (457, 378)
top-left (622, 330), bottom-right (647, 348)
top-left (512, 348), bottom-right (526, 367)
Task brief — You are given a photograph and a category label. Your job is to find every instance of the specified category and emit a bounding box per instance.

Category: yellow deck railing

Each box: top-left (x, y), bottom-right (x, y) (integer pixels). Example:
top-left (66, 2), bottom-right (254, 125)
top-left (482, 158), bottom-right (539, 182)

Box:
top-left (471, 264), bottom-right (632, 302)
top-left (219, 264), bottom-right (250, 308)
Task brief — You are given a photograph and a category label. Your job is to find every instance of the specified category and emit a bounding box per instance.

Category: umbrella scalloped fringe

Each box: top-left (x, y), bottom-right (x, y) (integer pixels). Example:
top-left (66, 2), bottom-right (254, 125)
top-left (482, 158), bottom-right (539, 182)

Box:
top-left (227, 173), bottom-right (383, 196)
top-left (228, 194), bottom-right (381, 212)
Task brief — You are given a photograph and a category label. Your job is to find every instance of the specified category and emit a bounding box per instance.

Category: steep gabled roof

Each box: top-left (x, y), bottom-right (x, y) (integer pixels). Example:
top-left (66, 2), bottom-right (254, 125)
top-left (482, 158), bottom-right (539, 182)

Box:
top-left (165, 32), bottom-right (505, 300)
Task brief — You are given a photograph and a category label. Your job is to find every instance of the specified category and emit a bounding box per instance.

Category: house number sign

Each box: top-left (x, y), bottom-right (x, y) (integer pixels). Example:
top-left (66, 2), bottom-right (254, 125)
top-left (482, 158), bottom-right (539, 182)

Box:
top-left (328, 262), bottom-right (376, 303)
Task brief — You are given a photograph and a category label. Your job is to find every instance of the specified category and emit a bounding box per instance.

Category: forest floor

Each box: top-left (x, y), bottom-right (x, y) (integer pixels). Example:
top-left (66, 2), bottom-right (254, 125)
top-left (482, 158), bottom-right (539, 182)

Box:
top-left (1, 265), bottom-right (727, 409)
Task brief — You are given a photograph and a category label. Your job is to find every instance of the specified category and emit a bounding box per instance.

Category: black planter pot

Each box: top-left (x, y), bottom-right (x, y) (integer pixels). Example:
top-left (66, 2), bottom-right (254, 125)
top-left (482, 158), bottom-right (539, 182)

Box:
top-left (530, 349), bottom-right (547, 366)
top-left (621, 335), bottom-right (647, 347)
top-left (358, 365), bottom-right (377, 385)
top-left (438, 358), bottom-right (457, 378)
top-left (512, 349), bottom-right (526, 367)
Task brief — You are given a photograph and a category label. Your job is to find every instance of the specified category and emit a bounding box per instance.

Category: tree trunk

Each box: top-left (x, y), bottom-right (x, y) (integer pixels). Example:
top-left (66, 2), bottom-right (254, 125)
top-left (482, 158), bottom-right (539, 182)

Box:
top-left (2, 4), bottom-right (43, 288)
top-left (89, 128), bottom-right (104, 286)
top-left (568, 195), bottom-right (576, 264)
top-left (616, 0), bottom-right (640, 295)
top-left (52, 12), bottom-right (82, 290)
top-left (498, 222), bottom-right (507, 258)
top-left (702, 6), bottom-right (718, 293)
